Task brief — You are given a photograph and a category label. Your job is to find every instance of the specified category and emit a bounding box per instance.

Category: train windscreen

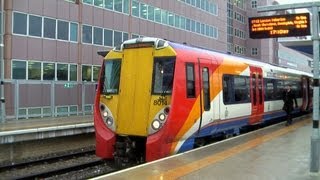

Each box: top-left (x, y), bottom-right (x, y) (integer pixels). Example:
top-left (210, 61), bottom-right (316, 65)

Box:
top-left (102, 60), bottom-right (121, 94)
top-left (152, 57), bottom-right (175, 95)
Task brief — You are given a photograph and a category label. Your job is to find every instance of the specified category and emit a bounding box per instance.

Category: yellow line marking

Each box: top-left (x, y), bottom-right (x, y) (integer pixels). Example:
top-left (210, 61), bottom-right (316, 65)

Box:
top-left (150, 118), bottom-right (311, 180)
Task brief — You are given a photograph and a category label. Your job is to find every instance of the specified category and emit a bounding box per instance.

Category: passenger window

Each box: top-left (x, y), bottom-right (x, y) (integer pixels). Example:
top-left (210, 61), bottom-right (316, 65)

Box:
top-left (186, 63), bottom-right (195, 98)
top-left (202, 67), bottom-right (210, 111)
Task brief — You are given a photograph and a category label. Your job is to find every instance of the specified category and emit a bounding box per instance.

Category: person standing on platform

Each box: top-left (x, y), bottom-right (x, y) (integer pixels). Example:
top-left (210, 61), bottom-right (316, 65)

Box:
top-left (282, 84), bottom-right (298, 126)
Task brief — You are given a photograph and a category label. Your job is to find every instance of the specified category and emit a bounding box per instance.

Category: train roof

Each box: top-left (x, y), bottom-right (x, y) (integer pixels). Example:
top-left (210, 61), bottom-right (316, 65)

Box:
top-left (118, 37), bottom-right (312, 78)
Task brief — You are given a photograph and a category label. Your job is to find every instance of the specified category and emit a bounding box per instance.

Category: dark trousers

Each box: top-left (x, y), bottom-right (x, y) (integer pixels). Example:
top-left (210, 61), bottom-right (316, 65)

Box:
top-left (286, 110), bottom-right (292, 125)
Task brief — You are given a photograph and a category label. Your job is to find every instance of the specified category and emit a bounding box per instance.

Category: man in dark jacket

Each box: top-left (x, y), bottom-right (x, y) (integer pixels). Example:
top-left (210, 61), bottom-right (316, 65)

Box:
top-left (282, 84), bottom-right (298, 126)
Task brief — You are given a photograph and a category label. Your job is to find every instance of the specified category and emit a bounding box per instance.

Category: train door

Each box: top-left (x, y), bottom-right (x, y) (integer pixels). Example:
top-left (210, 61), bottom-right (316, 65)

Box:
top-left (249, 66), bottom-right (264, 125)
top-left (301, 76), bottom-right (308, 111)
top-left (196, 58), bottom-right (216, 134)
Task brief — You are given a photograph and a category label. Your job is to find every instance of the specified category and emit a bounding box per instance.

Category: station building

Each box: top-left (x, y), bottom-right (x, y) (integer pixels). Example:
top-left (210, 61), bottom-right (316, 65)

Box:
top-left (0, 0), bottom-right (312, 121)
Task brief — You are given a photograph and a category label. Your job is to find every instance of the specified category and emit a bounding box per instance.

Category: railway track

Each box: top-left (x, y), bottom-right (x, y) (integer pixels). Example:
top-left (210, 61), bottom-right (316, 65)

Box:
top-left (0, 149), bottom-right (117, 179)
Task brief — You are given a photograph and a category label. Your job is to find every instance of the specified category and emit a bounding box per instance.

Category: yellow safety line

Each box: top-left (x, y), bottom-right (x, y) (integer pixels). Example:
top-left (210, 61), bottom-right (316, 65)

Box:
top-left (150, 118), bottom-right (311, 180)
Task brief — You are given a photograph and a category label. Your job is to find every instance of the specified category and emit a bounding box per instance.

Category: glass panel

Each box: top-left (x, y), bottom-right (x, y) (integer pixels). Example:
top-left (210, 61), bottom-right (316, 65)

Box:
top-left (43, 107), bottom-right (51, 115)
top-left (13, 12), bottom-right (27, 35)
top-left (161, 10), bottom-right (167, 25)
top-left (70, 106), bottom-right (78, 113)
top-left (94, 27), bottom-right (103, 45)
top-left (202, 68), bottom-right (210, 110)
top-left (82, 65), bottom-right (92, 81)
top-left (186, 63), bottom-right (195, 98)
top-left (43, 18), bottom-right (56, 39)
top-left (57, 64), bottom-right (68, 81)
top-left (186, 19), bottom-right (190, 31)
top-left (19, 108), bottom-right (27, 116)
top-left (152, 57), bottom-right (175, 94)
top-left (28, 61), bottom-right (41, 80)
top-left (113, 31), bottom-right (122, 46)
top-left (103, 60), bottom-right (121, 94)
top-left (28, 108), bottom-right (41, 115)
top-left (83, 0), bottom-right (93, 4)
top-left (148, 6), bottom-right (154, 21)
top-left (93, 66), bottom-right (101, 82)
top-left (123, 0), bottom-right (129, 14)
top-left (104, 0), bottom-right (113, 10)
top-left (123, 32), bottom-right (128, 41)
top-left (43, 62), bottom-right (55, 80)
top-left (94, 0), bottom-right (104, 7)
top-left (70, 22), bottom-right (78, 42)
top-left (12, 61), bottom-right (26, 79)
top-left (196, 22), bottom-right (200, 33)
top-left (180, 17), bottom-right (186, 29)
top-left (114, 0), bottom-right (122, 12)
top-left (191, 20), bottom-right (195, 32)
top-left (82, 25), bottom-right (92, 43)
top-left (104, 29), bottom-right (113, 46)
top-left (29, 15), bottom-right (42, 37)
top-left (174, 14), bottom-right (180, 28)
top-left (132, 0), bottom-right (139, 17)
top-left (57, 20), bottom-right (69, 40)
top-left (140, 3), bottom-right (147, 19)
top-left (70, 64), bottom-right (77, 81)
top-left (155, 8), bottom-right (161, 23)
top-left (168, 13), bottom-right (174, 26)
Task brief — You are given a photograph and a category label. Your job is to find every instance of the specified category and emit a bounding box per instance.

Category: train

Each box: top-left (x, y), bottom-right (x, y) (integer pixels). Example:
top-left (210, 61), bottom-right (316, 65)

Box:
top-left (94, 37), bottom-right (312, 167)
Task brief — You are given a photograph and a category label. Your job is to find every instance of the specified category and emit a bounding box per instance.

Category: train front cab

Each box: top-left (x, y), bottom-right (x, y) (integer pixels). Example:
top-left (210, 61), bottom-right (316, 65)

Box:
top-left (94, 38), bottom-right (178, 164)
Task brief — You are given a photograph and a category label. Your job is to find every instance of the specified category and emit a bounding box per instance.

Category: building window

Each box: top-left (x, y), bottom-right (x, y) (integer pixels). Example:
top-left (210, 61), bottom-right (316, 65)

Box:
top-left (94, 0), bottom-right (104, 7)
top-left (43, 62), bottom-right (55, 80)
top-left (83, 0), bottom-right (93, 5)
top-left (105, 0), bottom-right (113, 10)
top-left (252, 0), bottom-right (257, 8)
top-left (57, 63), bottom-right (68, 81)
top-left (252, 48), bottom-right (258, 56)
top-left (28, 61), bottom-right (41, 80)
top-left (113, 31), bottom-right (122, 46)
top-left (70, 64), bottom-right (77, 81)
top-left (140, 3), bottom-right (147, 19)
top-left (82, 65), bottom-right (92, 81)
top-left (123, 0), bottom-right (129, 14)
top-left (132, 0), bottom-right (139, 17)
top-left (13, 12), bottom-right (27, 35)
top-left (104, 29), bottom-right (113, 46)
top-left (148, 6), bottom-right (155, 21)
top-left (29, 15), bottom-right (42, 37)
top-left (93, 27), bottom-right (103, 45)
top-left (58, 20), bottom-right (69, 41)
top-left (70, 22), bottom-right (78, 42)
top-left (12, 60), bottom-right (27, 79)
top-left (44, 17), bottom-right (56, 39)
top-left (93, 66), bottom-right (101, 82)
top-left (155, 8), bottom-right (161, 23)
top-left (114, 0), bottom-right (122, 12)
top-left (82, 25), bottom-right (92, 44)
top-left (123, 32), bottom-right (128, 41)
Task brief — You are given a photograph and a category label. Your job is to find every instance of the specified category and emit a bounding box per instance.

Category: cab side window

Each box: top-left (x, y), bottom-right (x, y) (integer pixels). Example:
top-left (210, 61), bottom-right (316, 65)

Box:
top-left (186, 63), bottom-right (195, 98)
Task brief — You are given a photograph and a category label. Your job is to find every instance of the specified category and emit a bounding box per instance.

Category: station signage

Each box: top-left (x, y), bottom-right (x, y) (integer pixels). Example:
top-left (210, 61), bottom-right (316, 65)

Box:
top-left (249, 13), bottom-right (310, 39)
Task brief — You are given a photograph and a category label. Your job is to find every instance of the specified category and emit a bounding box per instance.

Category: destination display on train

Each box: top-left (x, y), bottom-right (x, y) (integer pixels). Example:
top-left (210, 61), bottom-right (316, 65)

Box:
top-left (249, 13), bottom-right (310, 39)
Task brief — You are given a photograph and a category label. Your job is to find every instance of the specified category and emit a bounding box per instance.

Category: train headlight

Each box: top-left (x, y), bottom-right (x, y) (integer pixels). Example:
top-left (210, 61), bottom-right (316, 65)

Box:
top-left (106, 117), bottom-right (113, 126)
top-left (159, 113), bottom-right (166, 121)
top-left (103, 111), bottom-right (108, 117)
top-left (152, 119), bottom-right (161, 130)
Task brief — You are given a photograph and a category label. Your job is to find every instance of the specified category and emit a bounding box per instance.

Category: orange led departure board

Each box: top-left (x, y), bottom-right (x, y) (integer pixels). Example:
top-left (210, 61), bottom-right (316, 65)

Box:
top-left (249, 13), bottom-right (310, 39)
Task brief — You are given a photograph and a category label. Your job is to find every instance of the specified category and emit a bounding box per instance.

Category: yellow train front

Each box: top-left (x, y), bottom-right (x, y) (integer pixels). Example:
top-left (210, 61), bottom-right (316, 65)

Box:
top-left (94, 38), bottom-right (176, 166)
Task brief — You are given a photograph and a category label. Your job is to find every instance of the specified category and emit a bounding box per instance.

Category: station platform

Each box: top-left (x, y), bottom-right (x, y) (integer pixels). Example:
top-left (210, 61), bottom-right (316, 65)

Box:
top-left (0, 115), bottom-right (93, 144)
top-left (95, 115), bottom-right (320, 180)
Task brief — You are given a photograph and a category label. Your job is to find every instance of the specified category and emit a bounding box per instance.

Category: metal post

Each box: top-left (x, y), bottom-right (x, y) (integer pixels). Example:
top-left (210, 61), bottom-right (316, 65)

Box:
top-left (0, 0), bottom-right (5, 122)
top-left (310, 5), bottom-right (320, 173)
